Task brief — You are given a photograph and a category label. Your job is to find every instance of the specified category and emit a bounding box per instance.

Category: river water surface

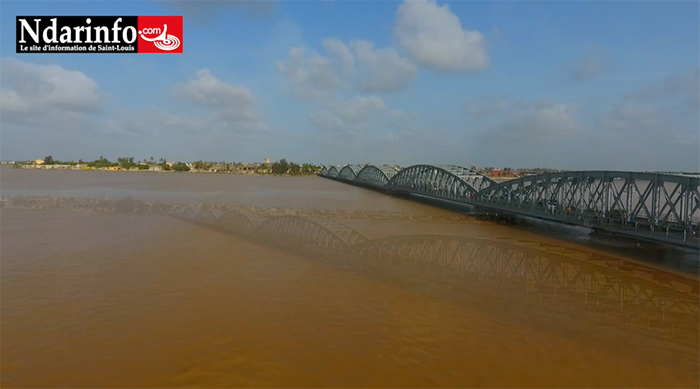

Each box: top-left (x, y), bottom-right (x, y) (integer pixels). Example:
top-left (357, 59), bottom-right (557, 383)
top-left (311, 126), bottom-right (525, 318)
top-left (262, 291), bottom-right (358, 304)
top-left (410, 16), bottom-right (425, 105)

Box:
top-left (2, 166), bottom-right (698, 387)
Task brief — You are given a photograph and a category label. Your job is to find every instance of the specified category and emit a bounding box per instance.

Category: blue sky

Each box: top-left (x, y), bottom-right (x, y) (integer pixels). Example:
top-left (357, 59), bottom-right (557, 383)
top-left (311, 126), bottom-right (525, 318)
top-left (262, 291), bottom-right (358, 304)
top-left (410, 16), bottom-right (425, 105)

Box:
top-left (1, 0), bottom-right (698, 170)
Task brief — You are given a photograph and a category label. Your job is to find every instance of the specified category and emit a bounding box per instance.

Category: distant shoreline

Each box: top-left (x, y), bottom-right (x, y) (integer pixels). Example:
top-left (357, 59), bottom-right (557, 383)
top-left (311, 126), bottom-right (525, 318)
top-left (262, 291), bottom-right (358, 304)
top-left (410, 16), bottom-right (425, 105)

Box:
top-left (4, 165), bottom-right (524, 180)
top-left (7, 165), bottom-right (320, 177)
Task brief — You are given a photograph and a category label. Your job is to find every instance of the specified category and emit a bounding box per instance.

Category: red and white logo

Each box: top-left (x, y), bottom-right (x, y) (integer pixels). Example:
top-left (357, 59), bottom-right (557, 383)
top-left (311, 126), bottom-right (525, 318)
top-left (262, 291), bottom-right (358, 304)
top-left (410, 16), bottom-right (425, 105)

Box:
top-left (137, 16), bottom-right (182, 54)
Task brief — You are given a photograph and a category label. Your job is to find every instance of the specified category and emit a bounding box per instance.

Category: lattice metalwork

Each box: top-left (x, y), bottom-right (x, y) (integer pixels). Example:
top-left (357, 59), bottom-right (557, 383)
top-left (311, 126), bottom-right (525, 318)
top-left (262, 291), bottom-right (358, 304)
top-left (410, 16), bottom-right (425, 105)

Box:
top-left (386, 165), bottom-right (494, 201)
top-left (475, 172), bottom-right (700, 245)
top-left (318, 164), bottom-right (700, 247)
top-left (338, 164), bottom-right (364, 181)
top-left (438, 165), bottom-right (497, 192)
top-left (194, 208), bottom-right (219, 224)
top-left (354, 165), bottom-right (399, 187)
top-left (320, 166), bottom-right (328, 175)
top-left (327, 166), bottom-right (340, 177)
top-left (254, 216), bottom-right (368, 253)
top-left (349, 234), bottom-right (699, 340)
top-left (181, 206), bottom-right (198, 220)
top-left (170, 206), bottom-right (184, 216)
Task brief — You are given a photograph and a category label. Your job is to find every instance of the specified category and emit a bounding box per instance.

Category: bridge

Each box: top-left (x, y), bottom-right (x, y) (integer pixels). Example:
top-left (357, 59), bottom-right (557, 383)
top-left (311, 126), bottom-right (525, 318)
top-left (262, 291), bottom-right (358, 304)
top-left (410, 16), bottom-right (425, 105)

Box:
top-left (317, 164), bottom-right (700, 249)
top-left (170, 205), bottom-right (698, 343)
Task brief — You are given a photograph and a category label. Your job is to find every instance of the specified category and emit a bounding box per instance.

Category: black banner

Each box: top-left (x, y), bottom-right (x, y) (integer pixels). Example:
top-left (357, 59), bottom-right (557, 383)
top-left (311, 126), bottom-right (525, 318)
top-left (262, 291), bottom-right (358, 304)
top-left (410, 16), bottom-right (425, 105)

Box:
top-left (16, 16), bottom-right (139, 53)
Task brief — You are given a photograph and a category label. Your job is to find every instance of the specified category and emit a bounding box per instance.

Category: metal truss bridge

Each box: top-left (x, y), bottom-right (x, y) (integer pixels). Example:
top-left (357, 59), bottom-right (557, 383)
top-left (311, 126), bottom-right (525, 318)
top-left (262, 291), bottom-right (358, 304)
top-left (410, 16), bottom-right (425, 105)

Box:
top-left (318, 164), bottom-right (700, 249)
top-left (170, 206), bottom-right (698, 344)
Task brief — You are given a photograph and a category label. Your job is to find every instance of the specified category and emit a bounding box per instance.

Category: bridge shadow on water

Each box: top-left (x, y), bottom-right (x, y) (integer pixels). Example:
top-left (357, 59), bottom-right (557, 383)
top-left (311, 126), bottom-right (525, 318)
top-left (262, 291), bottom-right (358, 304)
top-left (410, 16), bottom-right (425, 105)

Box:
top-left (360, 190), bottom-right (700, 276)
top-left (171, 204), bottom-right (699, 364)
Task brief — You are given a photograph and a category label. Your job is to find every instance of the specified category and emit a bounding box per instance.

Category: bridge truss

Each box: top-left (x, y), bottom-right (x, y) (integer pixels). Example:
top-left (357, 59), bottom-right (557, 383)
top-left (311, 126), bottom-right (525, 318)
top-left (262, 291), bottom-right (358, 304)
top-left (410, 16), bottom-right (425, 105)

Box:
top-left (387, 164), bottom-right (496, 200)
top-left (354, 165), bottom-right (399, 188)
top-left (475, 171), bottom-right (700, 244)
top-left (338, 164), bottom-right (364, 181)
top-left (318, 165), bottom-right (700, 247)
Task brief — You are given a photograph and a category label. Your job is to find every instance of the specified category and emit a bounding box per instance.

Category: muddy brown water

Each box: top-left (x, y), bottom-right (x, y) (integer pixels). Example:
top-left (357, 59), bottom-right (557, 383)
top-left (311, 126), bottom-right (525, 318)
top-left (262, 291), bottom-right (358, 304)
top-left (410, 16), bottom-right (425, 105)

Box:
top-left (2, 166), bottom-right (698, 387)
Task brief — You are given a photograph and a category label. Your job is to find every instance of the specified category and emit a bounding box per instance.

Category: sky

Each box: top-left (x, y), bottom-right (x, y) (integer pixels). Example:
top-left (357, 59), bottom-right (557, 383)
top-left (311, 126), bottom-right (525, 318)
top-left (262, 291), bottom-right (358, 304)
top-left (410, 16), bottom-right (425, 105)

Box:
top-left (1, 0), bottom-right (698, 171)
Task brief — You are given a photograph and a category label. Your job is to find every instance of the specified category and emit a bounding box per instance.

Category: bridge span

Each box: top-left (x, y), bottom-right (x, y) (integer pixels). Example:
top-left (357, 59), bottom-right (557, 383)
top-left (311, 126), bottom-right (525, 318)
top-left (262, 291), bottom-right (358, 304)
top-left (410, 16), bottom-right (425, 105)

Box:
top-left (318, 164), bottom-right (700, 249)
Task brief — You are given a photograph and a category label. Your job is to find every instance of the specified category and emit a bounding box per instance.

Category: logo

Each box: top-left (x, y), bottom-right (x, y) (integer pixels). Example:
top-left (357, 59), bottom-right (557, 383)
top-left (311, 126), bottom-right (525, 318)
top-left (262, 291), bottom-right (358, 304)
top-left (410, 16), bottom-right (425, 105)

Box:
top-left (16, 16), bottom-right (183, 54)
top-left (137, 16), bottom-right (182, 53)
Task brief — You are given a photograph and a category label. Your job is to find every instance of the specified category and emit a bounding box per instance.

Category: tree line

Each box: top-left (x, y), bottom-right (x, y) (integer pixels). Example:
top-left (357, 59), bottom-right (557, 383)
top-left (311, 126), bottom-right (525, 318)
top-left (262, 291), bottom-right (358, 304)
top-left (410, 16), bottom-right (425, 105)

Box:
top-left (30, 156), bottom-right (320, 175)
top-left (270, 159), bottom-right (320, 175)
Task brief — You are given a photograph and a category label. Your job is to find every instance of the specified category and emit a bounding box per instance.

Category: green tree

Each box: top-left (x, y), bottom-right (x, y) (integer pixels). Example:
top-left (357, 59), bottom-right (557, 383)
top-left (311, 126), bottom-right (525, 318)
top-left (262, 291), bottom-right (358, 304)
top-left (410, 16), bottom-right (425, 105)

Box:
top-left (89, 156), bottom-right (113, 168)
top-left (172, 162), bottom-right (190, 172)
top-left (272, 159), bottom-right (289, 174)
top-left (193, 160), bottom-right (210, 170)
top-left (289, 162), bottom-right (301, 175)
top-left (44, 155), bottom-right (54, 165)
top-left (117, 157), bottom-right (136, 169)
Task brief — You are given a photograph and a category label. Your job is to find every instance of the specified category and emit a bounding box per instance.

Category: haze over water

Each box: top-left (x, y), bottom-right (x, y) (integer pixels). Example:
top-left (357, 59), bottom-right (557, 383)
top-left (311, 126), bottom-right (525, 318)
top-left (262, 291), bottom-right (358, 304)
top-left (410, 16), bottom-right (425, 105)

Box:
top-left (2, 166), bottom-right (699, 387)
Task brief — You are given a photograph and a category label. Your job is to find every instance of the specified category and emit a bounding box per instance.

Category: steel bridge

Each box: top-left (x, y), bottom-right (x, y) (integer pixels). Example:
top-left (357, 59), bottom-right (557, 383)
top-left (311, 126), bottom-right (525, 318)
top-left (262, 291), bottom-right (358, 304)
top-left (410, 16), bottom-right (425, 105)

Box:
top-left (170, 207), bottom-right (699, 343)
top-left (318, 165), bottom-right (700, 248)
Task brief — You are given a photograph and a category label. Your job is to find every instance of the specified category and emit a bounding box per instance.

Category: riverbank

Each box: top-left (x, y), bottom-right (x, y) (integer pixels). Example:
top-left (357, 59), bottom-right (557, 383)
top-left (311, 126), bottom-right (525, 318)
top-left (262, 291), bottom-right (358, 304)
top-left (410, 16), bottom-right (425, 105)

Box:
top-left (11, 165), bottom-right (319, 177)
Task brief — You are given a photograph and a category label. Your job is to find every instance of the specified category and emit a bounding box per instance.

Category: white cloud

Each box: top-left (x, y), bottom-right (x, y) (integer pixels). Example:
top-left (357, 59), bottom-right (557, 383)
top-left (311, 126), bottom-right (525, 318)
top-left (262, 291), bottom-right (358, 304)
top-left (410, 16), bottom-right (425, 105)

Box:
top-left (0, 57), bottom-right (103, 123)
top-left (322, 38), bottom-right (356, 76)
top-left (276, 39), bottom-right (416, 98)
top-left (337, 95), bottom-right (386, 121)
top-left (0, 88), bottom-right (32, 115)
top-left (276, 46), bottom-right (343, 101)
top-left (394, 0), bottom-right (488, 72)
top-left (484, 103), bottom-right (578, 142)
top-left (599, 69), bottom-right (699, 133)
top-left (174, 69), bottom-right (266, 133)
top-left (307, 95), bottom-right (422, 153)
top-left (309, 111), bottom-right (346, 134)
top-left (0, 57), bottom-right (104, 145)
top-left (630, 69), bottom-right (699, 106)
top-left (310, 95), bottom-right (388, 136)
top-left (350, 40), bottom-right (416, 92)
top-left (599, 100), bottom-right (659, 131)
top-left (108, 109), bottom-right (207, 138)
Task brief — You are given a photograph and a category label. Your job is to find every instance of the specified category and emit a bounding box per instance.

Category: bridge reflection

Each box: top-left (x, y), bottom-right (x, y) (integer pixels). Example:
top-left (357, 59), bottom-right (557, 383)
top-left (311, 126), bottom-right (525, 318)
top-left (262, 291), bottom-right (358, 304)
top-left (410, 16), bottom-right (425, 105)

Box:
top-left (171, 205), bottom-right (699, 345)
top-left (318, 165), bottom-right (700, 248)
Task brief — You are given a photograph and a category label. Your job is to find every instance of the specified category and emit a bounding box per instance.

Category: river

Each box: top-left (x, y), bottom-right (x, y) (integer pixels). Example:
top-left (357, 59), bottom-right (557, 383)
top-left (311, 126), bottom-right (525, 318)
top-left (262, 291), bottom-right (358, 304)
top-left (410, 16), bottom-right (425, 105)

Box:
top-left (1, 166), bottom-right (698, 387)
